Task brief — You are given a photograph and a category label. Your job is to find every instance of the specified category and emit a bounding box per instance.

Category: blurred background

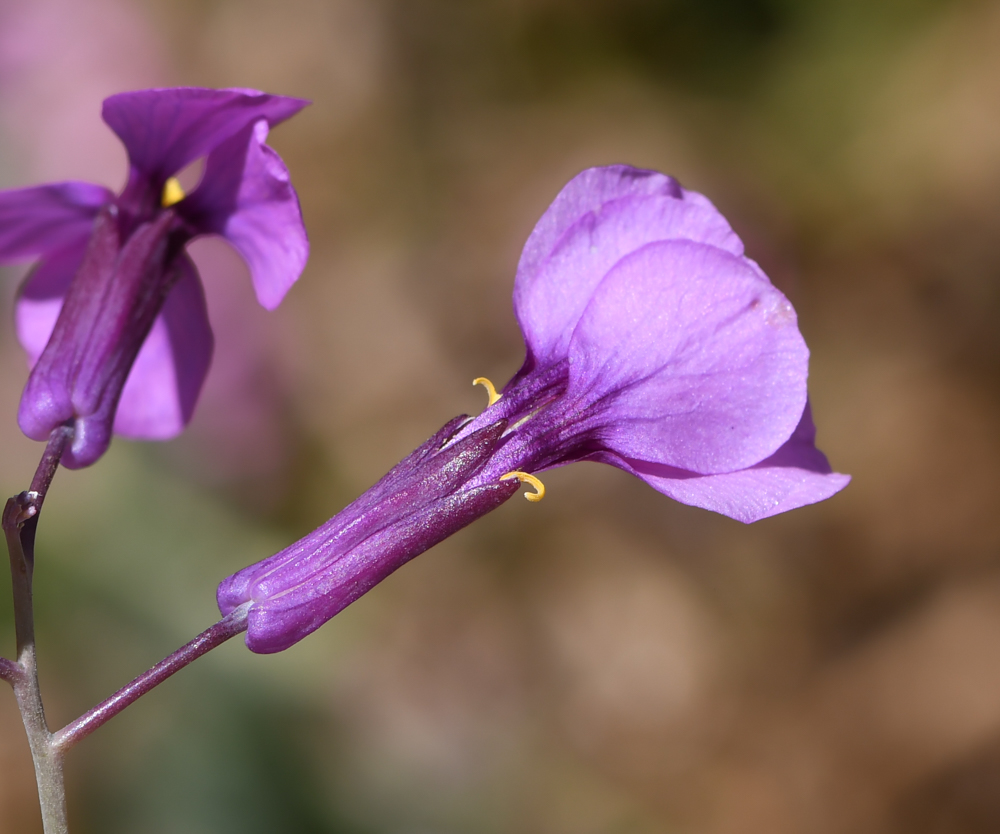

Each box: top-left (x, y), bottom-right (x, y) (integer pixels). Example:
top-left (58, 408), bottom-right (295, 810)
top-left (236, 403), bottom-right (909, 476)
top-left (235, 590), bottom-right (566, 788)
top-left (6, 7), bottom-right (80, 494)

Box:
top-left (0, 0), bottom-right (998, 831)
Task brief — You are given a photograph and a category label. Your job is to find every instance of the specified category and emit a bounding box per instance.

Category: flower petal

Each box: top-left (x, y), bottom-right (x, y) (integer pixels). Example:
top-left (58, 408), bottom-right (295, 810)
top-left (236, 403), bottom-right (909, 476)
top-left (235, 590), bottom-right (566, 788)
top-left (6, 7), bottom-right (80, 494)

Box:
top-left (15, 239), bottom-right (90, 363)
top-left (567, 240), bottom-right (808, 474)
top-left (113, 254), bottom-right (214, 439)
top-left (0, 182), bottom-right (112, 261)
top-left (518, 165), bottom-right (684, 281)
top-left (514, 166), bottom-right (744, 365)
top-left (102, 87), bottom-right (308, 181)
top-left (595, 403), bottom-right (850, 523)
top-left (178, 120), bottom-right (308, 309)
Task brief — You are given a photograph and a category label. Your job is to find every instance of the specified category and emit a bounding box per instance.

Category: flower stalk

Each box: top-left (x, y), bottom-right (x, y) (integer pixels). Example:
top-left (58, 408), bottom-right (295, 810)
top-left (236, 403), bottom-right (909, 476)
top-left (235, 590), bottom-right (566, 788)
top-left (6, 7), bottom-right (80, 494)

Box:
top-left (3, 426), bottom-right (73, 834)
top-left (52, 605), bottom-right (249, 753)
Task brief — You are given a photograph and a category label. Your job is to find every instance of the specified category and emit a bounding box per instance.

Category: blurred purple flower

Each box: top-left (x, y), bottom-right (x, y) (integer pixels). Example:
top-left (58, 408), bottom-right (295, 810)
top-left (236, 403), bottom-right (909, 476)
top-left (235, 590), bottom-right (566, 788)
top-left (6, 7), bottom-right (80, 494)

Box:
top-left (219, 165), bottom-right (850, 653)
top-left (0, 87), bottom-right (308, 468)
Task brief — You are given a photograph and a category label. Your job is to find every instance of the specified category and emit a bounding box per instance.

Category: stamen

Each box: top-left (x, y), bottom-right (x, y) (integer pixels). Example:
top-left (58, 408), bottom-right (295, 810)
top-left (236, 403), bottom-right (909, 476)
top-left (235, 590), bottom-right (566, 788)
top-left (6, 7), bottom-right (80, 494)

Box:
top-left (161, 177), bottom-right (186, 207)
top-left (500, 471), bottom-right (546, 502)
top-left (473, 377), bottom-right (501, 407)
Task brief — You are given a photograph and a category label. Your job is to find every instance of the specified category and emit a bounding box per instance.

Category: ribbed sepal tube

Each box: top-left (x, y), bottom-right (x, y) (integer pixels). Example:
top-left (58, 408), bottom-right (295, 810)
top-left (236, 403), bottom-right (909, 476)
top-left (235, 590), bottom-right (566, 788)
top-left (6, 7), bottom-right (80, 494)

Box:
top-left (218, 417), bottom-right (520, 653)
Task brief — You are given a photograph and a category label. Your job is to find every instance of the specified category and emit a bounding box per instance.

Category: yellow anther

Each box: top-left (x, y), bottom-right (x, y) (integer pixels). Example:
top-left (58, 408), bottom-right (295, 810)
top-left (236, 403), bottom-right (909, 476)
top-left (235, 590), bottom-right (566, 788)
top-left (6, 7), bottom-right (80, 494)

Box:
top-left (500, 471), bottom-right (546, 502)
top-left (161, 177), bottom-right (186, 207)
top-left (473, 377), bottom-right (501, 407)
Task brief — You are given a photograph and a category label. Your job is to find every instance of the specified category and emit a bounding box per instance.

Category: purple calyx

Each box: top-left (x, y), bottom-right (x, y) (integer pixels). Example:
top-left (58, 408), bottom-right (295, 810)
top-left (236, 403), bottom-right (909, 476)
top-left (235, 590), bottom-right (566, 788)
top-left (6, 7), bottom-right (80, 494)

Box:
top-left (218, 418), bottom-right (520, 653)
top-left (18, 204), bottom-right (190, 466)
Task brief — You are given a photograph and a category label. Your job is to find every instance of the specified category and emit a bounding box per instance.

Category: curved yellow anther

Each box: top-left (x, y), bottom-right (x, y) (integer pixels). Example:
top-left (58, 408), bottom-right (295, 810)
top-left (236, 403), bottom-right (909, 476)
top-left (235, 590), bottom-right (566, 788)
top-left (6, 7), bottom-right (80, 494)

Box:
top-left (500, 471), bottom-right (546, 502)
top-left (161, 177), bottom-right (186, 207)
top-left (473, 377), bottom-right (501, 407)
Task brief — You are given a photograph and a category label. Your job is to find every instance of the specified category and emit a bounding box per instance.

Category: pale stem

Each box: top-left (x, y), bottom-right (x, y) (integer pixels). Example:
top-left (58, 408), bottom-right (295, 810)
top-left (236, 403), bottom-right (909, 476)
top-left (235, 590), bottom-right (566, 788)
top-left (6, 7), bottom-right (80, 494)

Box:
top-left (3, 426), bottom-right (73, 834)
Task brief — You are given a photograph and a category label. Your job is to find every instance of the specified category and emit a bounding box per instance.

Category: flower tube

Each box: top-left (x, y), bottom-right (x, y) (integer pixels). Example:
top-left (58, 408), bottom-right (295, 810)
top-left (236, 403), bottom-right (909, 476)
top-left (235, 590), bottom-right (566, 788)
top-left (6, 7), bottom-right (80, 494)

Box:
top-left (219, 165), bottom-right (850, 653)
top-left (0, 87), bottom-right (309, 467)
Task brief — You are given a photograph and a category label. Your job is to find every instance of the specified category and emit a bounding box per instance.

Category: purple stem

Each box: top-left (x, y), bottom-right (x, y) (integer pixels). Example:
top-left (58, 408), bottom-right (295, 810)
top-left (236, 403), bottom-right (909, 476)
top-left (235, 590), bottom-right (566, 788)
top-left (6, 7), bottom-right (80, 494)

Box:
top-left (28, 424), bottom-right (72, 502)
top-left (8, 425), bottom-right (73, 637)
top-left (52, 604), bottom-right (250, 752)
top-left (3, 424), bottom-right (71, 661)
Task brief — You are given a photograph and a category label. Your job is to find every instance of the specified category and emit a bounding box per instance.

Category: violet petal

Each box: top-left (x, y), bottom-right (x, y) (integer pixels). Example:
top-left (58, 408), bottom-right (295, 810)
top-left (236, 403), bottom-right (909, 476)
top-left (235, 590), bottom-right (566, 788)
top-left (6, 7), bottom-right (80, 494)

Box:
top-left (517, 165), bottom-right (685, 283)
top-left (564, 240), bottom-right (808, 474)
top-left (15, 239), bottom-right (90, 363)
top-left (514, 168), bottom-right (744, 366)
top-left (596, 403), bottom-right (850, 523)
top-left (178, 120), bottom-right (308, 310)
top-left (113, 254), bottom-right (214, 440)
top-left (0, 182), bottom-right (112, 261)
top-left (102, 87), bottom-right (308, 181)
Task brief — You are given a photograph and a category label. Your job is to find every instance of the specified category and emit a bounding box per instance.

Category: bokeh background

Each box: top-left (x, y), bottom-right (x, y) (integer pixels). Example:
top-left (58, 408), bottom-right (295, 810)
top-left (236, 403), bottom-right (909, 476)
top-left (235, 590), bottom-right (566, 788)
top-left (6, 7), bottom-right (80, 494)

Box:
top-left (0, 0), bottom-right (998, 831)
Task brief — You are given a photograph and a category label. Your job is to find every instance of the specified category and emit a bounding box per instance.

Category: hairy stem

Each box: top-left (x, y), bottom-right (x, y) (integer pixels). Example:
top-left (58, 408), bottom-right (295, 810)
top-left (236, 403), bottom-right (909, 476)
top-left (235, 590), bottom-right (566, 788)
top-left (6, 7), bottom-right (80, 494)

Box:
top-left (3, 426), bottom-right (72, 834)
top-left (53, 605), bottom-right (249, 752)
top-left (11, 638), bottom-right (66, 834)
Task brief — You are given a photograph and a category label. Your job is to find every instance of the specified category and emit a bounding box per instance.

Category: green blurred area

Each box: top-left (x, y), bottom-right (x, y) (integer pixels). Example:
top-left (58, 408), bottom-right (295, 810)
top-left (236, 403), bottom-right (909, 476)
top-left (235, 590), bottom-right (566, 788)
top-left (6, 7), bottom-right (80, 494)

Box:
top-left (2, 0), bottom-right (1000, 832)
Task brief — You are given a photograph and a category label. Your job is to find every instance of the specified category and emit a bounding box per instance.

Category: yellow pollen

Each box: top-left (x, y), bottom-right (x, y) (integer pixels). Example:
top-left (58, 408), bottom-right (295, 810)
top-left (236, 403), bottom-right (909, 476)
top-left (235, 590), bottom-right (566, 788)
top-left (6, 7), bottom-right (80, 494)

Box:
top-left (500, 471), bottom-right (546, 502)
top-left (473, 377), bottom-right (501, 407)
top-left (161, 177), bottom-right (186, 207)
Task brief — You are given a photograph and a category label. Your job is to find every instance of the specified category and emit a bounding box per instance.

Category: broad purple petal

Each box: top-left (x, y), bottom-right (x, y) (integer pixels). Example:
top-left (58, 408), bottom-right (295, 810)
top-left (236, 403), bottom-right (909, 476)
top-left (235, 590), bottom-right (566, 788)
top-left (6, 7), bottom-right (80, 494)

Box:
top-left (102, 87), bottom-right (308, 181)
top-left (113, 254), bottom-right (214, 440)
top-left (517, 165), bottom-right (685, 282)
top-left (0, 182), bottom-right (112, 261)
top-left (595, 404), bottom-right (850, 523)
top-left (15, 240), bottom-right (89, 362)
top-left (514, 168), bottom-right (744, 365)
top-left (566, 240), bottom-right (808, 474)
top-left (178, 120), bottom-right (308, 310)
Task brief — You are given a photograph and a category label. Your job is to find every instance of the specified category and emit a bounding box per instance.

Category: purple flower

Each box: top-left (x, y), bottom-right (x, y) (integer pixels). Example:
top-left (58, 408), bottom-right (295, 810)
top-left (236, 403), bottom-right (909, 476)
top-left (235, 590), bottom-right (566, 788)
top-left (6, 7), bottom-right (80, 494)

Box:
top-left (219, 165), bottom-right (849, 653)
top-left (0, 87), bottom-right (308, 468)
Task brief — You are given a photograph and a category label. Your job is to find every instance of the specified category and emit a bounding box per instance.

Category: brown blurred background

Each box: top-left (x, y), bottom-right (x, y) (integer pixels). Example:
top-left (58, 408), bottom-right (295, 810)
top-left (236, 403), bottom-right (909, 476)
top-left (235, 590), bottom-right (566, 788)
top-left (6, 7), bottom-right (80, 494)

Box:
top-left (1, 0), bottom-right (999, 832)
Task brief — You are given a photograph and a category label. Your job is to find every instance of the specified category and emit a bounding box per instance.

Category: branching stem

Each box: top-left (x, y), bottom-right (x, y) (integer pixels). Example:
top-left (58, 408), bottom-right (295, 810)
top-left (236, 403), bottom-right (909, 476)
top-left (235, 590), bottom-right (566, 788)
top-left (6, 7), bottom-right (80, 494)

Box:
top-left (3, 426), bottom-right (73, 834)
top-left (3, 427), bottom-right (250, 833)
